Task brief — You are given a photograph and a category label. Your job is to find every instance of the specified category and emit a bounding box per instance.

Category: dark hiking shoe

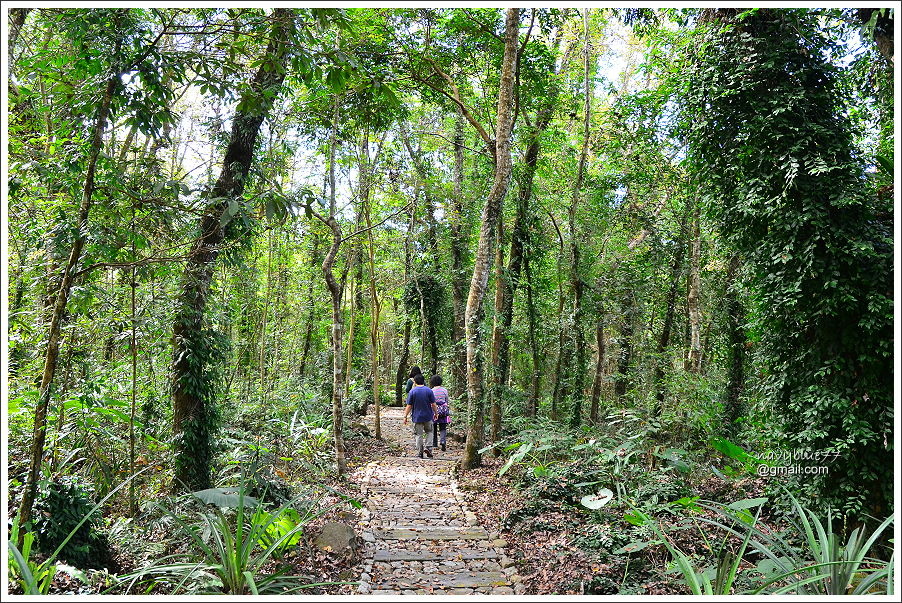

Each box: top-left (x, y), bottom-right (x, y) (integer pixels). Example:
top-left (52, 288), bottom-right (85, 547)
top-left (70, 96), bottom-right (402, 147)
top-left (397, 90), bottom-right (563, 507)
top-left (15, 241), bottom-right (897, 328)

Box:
top-left (441, 444), bottom-right (446, 451)
top-left (418, 452), bottom-right (424, 459)
top-left (425, 448), bottom-right (433, 458)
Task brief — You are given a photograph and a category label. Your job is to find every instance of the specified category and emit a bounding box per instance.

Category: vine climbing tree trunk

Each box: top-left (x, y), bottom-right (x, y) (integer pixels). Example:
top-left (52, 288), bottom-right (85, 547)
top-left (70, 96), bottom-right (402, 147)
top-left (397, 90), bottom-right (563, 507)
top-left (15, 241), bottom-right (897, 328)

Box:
top-left (18, 27), bottom-right (123, 538)
top-left (171, 9), bottom-right (294, 491)
top-left (461, 7), bottom-right (519, 470)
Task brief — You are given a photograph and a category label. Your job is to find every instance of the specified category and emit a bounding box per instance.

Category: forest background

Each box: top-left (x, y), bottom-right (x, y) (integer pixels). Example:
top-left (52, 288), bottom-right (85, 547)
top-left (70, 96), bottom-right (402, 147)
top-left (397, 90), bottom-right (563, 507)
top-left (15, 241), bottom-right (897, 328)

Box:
top-left (3, 5), bottom-right (898, 596)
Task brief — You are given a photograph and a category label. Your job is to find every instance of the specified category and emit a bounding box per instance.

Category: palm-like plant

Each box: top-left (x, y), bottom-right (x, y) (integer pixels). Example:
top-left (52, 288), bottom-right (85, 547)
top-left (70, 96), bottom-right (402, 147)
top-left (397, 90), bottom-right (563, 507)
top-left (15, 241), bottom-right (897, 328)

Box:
top-left (119, 484), bottom-right (354, 594)
top-left (633, 492), bottom-right (894, 595)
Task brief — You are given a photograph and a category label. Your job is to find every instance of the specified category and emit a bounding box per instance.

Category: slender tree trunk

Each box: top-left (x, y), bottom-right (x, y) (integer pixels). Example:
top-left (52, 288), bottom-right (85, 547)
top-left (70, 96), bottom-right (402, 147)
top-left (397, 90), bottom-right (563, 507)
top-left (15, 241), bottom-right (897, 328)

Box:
top-left (298, 233), bottom-right (320, 381)
top-left (400, 126), bottom-right (440, 376)
top-left (525, 251), bottom-right (541, 417)
top-left (395, 207), bottom-right (415, 405)
top-left (461, 8), bottom-right (519, 470)
top-left (549, 213), bottom-right (566, 421)
top-left (321, 96), bottom-right (348, 476)
top-left (568, 10), bottom-right (592, 428)
top-left (171, 9), bottom-right (293, 491)
top-left (652, 204), bottom-right (690, 415)
top-left (589, 315), bottom-right (605, 423)
top-left (363, 161), bottom-right (382, 437)
top-left (395, 318), bottom-right (411, 405)
top-left (343, 251), bottom-right (358, 404)
top-left (18, 38), bottom-right (121, 538)
top-left (614, 294), bottom-right (634, 403)
top-left (129, 206), bottom-right (138, 517)
top-left (489, 215), bottom-right (506, 449)
top-left (686, 201), bottom-right (702, 373)
top-left (260, 227), bottom-right (273, 400)
top-left (449, 112), bottom-right (469, 402)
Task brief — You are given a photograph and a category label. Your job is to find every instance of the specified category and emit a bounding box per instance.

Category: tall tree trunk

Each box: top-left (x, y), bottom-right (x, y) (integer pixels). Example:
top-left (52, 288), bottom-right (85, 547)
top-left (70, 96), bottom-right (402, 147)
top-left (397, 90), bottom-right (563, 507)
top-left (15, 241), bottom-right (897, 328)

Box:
top-left (395, 207), bottom-right (416, 405)
top-left (614, 293), bottom-right (634, 403)
top-left (298, 232), bottom-right (321, 381)
top-left (400, 125), bottom-right (440, 376)
top-left (362, 138), bottom-right (383, 438)
top-left (461, 8), bottom-right (519, 470)
top-left (568, 9), bottom-right (592, 428)
top-left (343, 250), bottom-right (358, 405)
top-left (588, 315), bottom-right (605, 423)
top-left (686, 201), bottom-right (702, 373)
top-left (18, 31), bottom-right (122, 538)
top-left (488, 24), bottom-right (562, 437)
top-left (652, 204), bottom-right (690, 416)
top-left (171, 9), bottom-right (293, 491)
top-left (129, 206), bottom-right (138, 517)
top-left (449, 111), bottom-right (469, 402)
top-left (395, 318), bottom-right (411, 405)
top-left (524, 251), bottom-right (541, 417)
top-left (723, 254), bottom-right (746, 435)
top-left (489, 214), bottom-right (506, 449)
top-left (321, 96), bottom-right (348, 476)
top-left (260, 227), bottom-right (273, 401)
top-left (549, 212), bottom-right (566, 421)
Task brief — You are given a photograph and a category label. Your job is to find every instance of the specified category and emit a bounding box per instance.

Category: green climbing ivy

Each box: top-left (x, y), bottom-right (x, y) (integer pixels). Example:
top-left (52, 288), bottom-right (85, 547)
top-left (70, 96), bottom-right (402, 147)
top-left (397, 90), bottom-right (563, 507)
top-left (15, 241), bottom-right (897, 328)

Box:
top-left (684, 9), bottom-right (893, 516)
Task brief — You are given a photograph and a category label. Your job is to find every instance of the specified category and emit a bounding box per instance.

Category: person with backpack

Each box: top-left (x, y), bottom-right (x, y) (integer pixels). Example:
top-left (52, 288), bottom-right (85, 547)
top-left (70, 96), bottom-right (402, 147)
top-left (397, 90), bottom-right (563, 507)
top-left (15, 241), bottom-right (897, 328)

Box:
top-left (429, 374), bottom-right (451, 452)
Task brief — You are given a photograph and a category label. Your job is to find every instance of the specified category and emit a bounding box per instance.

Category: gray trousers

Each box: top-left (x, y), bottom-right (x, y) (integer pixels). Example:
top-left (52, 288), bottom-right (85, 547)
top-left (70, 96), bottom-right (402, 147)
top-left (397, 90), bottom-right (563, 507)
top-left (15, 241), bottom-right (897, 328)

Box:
top-left (413, 421), bottom-right (433, 455)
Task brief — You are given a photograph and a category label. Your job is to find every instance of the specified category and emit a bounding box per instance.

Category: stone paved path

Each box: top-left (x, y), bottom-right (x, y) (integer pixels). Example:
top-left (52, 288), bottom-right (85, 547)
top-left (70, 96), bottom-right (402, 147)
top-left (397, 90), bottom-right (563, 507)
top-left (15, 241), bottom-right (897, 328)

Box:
top-left (354, 406), bottom-right (524, 595)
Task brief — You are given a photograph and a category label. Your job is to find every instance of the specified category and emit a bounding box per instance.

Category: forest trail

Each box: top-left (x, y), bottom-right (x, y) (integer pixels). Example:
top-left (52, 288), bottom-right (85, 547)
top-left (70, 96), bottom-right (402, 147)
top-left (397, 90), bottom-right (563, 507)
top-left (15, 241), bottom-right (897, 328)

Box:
top-left (353, 407), bottom-right (524, 595)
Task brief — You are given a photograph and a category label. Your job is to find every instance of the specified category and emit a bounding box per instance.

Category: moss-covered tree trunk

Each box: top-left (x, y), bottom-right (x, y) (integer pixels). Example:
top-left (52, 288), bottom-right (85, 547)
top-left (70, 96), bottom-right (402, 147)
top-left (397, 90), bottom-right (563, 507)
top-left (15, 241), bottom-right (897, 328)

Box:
top-left (171, 9), bottom-right (293, 491)
top-left (461, 8), bottom-right (519, 470)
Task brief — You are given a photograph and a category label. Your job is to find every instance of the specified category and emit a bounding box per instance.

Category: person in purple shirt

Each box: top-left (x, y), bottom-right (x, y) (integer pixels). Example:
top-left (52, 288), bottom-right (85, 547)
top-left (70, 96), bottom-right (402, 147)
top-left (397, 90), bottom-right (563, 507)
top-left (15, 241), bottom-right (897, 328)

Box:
top-left (403, 373), bottom-right (437, 458)
top-left (430, 374), bottom-right (451, 451)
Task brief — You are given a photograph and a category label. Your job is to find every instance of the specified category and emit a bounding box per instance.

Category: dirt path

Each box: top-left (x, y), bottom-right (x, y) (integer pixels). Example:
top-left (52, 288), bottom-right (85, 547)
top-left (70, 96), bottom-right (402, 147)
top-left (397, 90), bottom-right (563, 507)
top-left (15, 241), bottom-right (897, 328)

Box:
top-left (353, 406), bottom-right (524, 595)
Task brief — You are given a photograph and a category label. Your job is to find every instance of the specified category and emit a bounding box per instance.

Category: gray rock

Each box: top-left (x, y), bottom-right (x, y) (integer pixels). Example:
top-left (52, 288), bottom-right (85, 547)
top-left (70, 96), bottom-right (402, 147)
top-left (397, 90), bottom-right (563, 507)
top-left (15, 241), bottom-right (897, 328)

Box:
top-left (314, 522), bottom-right (358, 557)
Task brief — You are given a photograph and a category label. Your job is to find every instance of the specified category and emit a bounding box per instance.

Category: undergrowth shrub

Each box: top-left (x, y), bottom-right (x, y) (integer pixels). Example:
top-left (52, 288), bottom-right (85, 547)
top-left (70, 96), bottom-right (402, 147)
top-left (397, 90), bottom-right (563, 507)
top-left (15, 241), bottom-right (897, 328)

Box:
top-left (34, 478), bottom-right (111, 570)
